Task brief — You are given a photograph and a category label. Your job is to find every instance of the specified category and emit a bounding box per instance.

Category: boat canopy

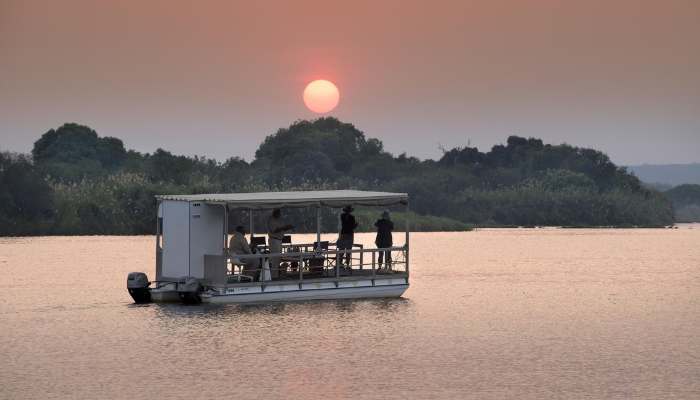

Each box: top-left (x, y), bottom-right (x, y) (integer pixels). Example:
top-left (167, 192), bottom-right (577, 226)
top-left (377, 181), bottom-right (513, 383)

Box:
top-left (156, 190), bottom-right (408, 210)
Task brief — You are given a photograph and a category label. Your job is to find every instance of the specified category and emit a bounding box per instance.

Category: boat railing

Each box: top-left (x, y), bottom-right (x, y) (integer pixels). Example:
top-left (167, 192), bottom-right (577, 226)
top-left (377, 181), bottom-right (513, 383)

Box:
top-left (252, 242), bottom-right (367, 269)
top-left (203, 246), bottom-right (408, 286)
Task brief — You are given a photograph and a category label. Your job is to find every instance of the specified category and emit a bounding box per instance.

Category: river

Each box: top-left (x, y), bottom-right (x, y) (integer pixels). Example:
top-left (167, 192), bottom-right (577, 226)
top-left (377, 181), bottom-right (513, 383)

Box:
top-left (1, 228), bottom-right (699, 399)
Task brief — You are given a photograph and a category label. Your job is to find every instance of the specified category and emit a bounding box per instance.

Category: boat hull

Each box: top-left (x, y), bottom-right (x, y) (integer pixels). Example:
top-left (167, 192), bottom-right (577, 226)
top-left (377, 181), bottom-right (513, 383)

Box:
top-left (150, 283), bottom-right (181, 303)
top-left (202, 283), bottom-right (408, 304)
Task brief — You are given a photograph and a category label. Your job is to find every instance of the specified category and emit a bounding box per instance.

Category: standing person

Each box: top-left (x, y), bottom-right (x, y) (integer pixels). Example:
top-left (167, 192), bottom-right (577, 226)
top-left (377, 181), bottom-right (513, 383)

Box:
top-left (337, 205), bottom-right (358, 268)
top-left (229, 225), bottom-right (258, 281)
top-left (374, 210), bottom-right (394, 269)
top-left (267, 208), bottom-right (293, 279)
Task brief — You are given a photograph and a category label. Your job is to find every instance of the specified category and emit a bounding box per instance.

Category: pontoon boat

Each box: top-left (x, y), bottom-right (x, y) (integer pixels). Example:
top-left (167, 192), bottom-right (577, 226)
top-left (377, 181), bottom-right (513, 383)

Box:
top-left (127, 190), bottom-right (410, 304)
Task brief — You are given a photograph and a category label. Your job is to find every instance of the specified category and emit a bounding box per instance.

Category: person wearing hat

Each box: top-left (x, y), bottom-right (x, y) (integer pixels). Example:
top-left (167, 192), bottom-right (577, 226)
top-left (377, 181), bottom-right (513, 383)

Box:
top-left (374, 210), bottom-right (394, 269)
top-left (337, 205), bottom-right (358, 268)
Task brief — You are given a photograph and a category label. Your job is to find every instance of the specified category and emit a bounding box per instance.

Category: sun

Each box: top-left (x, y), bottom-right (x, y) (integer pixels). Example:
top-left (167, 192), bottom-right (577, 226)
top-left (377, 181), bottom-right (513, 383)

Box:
top-left (303, 79), bottom-right (340, 113)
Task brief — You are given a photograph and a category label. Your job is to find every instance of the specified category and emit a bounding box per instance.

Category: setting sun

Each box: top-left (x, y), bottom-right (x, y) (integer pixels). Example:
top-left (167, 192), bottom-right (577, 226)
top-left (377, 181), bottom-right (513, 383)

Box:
top-left (303, 79), bottom-right (339, 113)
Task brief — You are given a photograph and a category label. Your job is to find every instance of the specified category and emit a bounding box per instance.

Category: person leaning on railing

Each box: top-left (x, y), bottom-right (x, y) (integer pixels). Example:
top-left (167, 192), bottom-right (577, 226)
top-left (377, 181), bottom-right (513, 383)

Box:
top-left (374, 210), bottom-right (394, 269)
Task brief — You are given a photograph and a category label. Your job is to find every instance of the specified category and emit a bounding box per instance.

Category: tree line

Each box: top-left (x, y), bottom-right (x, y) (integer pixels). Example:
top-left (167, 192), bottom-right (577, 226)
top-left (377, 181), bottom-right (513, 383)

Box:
top-left (0, 118), bottom-right (678, 236)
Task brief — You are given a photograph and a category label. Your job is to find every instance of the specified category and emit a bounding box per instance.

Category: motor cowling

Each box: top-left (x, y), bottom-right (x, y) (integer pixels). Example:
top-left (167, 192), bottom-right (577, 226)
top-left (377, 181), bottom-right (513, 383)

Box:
top-left (127, 272), bottom-right (152, 303)
top-left (177, 277), bottom-right (202, 304)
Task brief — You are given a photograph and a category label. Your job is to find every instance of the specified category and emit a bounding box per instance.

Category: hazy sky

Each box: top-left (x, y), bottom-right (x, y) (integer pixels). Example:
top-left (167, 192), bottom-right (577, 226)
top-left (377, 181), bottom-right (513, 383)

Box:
top-left (1, 0), bottom-right (699, 165)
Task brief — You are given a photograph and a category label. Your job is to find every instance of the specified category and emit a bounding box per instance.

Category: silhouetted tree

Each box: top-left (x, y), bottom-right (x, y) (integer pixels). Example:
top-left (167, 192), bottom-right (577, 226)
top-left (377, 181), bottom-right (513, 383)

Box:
top-left (0, 152), bottom-right (55, 235)
top-left (32, 123), bottom-right (126, 180)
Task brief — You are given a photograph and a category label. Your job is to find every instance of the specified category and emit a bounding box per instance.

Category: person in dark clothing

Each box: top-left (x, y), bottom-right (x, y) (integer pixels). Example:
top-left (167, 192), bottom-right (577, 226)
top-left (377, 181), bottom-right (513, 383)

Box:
top-left (374, 210), bottom-right (394, 269)
top-left (337, 205), bottom-right (358, 267)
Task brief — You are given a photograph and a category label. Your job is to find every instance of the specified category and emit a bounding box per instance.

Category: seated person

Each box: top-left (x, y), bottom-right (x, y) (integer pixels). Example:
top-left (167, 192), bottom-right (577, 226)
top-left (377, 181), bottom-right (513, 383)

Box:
top-left (229, 225), bottom-right (259, 281)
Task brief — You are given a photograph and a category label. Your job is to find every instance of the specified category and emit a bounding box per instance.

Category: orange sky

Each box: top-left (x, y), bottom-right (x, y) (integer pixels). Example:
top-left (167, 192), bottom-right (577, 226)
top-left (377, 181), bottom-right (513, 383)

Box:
top-left (1, 0), bottom-right (699, 164)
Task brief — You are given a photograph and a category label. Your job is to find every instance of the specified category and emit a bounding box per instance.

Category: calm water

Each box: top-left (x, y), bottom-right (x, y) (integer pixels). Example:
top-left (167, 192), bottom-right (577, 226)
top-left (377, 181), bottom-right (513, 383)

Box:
top-left (1, 228), bottom-right (699, 399)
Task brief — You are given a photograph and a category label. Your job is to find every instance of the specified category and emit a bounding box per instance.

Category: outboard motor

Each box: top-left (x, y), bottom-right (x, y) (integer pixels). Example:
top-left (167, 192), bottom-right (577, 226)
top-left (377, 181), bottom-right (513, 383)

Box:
top-left (177, 277), bottom-right (202, 304)
top-left (127, 272), bottom-right (152, 303)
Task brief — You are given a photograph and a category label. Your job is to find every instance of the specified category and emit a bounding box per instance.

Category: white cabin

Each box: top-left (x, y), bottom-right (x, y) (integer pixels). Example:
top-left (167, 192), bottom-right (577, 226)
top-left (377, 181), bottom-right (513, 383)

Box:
top-left (157, 200), bottom-right (226, 281)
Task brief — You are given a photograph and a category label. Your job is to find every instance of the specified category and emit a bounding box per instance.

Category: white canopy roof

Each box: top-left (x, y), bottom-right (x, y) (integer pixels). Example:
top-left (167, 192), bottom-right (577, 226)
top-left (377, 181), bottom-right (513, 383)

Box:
top-left (156, 190), bottom-right (408, 209)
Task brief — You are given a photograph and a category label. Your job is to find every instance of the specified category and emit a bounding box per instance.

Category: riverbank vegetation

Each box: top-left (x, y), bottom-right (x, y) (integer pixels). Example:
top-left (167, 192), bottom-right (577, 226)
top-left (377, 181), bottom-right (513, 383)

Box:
top-left (0, 119), bottom-right (676, 235)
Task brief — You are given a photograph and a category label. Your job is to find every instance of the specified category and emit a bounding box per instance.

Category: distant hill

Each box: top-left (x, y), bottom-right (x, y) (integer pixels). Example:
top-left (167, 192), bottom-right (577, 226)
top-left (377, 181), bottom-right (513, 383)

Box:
top-left (664, 184), bottom-right (700, 222)
top-left (627, 163), bottom-right (700, 186)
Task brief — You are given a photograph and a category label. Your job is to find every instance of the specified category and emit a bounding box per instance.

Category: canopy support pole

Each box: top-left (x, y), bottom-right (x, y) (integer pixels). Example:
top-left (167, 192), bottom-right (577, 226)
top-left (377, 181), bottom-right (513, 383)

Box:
top-left (405, 201), bottom-right (410, 276)
top-left (223, 204), bottom-right (229, 249)
top-left (249, 208), bottom-right (254, 236)
top-left (316, 205), bottom-right (322, 249)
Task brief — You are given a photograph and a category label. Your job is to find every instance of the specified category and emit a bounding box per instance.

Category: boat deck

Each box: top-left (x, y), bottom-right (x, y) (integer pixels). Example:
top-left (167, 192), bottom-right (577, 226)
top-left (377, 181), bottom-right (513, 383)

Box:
top-left (214, 269), bottom-right (408, 288)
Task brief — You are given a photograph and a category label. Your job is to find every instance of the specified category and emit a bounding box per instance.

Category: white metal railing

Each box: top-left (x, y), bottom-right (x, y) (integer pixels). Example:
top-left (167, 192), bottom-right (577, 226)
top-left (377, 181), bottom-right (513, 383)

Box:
top-left (219, 245), bottom-right (408, 285)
